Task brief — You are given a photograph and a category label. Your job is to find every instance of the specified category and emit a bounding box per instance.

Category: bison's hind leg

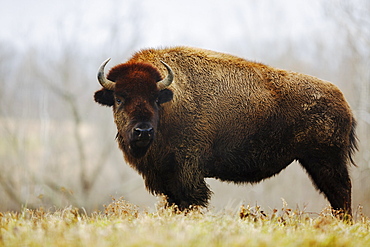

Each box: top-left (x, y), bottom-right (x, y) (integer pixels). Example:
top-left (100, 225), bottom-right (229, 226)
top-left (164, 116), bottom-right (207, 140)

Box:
top-left (298, 151), bottom-right (352, 216)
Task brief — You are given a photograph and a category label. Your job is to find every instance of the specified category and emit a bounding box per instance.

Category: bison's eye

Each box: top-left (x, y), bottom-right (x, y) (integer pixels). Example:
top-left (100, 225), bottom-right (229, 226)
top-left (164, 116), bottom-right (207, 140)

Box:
top-left (116, 98), bottom-right (123, 105)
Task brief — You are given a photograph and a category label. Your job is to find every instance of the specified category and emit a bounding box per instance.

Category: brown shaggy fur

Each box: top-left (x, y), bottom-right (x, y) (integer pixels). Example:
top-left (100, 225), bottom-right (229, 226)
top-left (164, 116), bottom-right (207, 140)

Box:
top-left (94, 46), bottom-right (357, 214)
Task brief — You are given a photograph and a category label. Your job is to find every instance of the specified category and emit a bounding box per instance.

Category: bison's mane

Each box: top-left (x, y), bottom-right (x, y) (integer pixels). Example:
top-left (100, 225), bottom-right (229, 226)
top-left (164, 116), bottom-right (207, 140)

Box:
top-left (107, 62), bottom-right (162, 84)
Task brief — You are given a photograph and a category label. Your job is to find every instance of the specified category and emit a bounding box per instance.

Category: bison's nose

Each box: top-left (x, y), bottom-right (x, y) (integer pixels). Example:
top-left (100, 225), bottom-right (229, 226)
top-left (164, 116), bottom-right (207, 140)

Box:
top-left (132, 126), bottom-right (154, 148)
top-left (133, 127), bottom-right (154, 139)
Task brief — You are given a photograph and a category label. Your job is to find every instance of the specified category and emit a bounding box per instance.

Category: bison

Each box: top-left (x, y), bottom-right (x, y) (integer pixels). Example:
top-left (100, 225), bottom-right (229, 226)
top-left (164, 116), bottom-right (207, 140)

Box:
top-left (94, 46), bottom-right (357, 215)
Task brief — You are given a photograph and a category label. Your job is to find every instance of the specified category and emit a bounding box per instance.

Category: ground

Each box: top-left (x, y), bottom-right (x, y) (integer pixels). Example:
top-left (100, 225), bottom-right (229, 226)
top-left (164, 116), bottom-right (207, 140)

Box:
top-left (0, 197), bottom-right (369, 246)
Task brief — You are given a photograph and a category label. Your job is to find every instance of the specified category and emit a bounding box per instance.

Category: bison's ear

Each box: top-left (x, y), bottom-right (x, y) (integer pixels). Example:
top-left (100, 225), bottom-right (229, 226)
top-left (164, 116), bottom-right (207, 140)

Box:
top-left (157, 89), bottom-right (173, 104)
top-left (94, 89), bottom-right (114, 107)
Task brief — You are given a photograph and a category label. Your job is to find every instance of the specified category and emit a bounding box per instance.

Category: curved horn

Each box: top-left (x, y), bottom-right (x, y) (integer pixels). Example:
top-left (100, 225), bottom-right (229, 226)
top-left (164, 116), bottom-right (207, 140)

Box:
top-left (97, 58), bottom-right (115, 91)
top-left (157, 61), bottom-right (174, 90)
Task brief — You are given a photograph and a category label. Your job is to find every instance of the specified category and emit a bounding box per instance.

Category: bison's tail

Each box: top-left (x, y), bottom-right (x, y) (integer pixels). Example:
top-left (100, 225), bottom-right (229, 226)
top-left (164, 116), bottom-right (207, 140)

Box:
top-left (348, 117), bottom-right (358, 166)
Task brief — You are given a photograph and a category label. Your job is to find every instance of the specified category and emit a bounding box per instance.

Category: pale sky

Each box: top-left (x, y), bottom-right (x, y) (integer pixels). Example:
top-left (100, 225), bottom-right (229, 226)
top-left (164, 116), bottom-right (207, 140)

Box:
top-left (1, 0), bottom-right (326, 56)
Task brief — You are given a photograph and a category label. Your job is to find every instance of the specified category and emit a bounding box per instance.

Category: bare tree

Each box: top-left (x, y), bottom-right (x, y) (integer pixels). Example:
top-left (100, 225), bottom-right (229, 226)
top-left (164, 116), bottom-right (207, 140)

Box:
top-left (0, 0), bottom-right (148, 212)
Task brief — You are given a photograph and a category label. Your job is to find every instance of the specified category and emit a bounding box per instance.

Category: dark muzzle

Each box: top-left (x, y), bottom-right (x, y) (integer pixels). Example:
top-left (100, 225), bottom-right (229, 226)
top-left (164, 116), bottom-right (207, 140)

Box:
top-left (131, 124), bottom-right (154, 148)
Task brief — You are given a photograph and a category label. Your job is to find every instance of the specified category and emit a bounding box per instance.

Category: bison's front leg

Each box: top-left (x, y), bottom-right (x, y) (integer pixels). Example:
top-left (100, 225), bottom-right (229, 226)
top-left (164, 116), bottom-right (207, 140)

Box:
top-left (164, 169), bottom-right (211, 211)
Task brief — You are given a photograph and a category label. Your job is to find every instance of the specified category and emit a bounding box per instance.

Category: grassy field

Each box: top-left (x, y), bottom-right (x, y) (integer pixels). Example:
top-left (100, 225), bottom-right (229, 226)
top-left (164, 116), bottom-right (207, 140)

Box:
top-left (1, 198), bottom-right (369, 247)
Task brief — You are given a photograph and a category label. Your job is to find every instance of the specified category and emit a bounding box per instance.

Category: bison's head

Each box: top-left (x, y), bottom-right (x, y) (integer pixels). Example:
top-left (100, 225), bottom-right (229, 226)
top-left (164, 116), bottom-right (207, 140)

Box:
top-left (94, 59), bottom-right (174, 158)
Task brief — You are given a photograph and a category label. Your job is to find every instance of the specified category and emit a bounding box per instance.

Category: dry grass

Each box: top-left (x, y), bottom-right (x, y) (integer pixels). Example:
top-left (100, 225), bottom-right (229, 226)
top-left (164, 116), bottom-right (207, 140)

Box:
top-left (0, 198), bottom-right (369, 246)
